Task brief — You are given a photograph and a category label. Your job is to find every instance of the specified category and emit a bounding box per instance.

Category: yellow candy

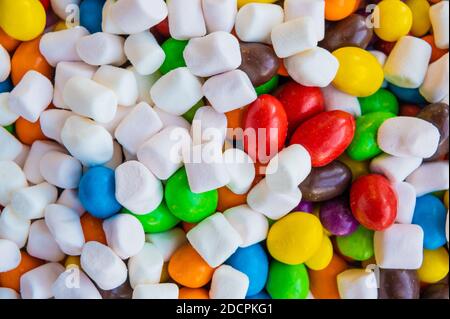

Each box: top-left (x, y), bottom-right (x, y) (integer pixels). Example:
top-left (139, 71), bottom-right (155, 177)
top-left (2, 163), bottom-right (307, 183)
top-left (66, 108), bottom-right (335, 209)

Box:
top-left (374, 0), bottom-right (413, 42)
top-left (405, 0), bottom-right (431, 37)
top-left (65, 256), bottom-right (81, 269)
top-left (267, 212), bottom-right (323, 265)
top-left (0, 0), bottom-right (46, 41)
top-left (238, 0), bottom-right (278, 8)
top-left (418, 248), bottom-right (449, 284)
top-left (444, 191), bottom-right (448, 209)
top-left (305, 235), bottom-right (333, 271)
top-left (160, 262), bottom-right (171, 283)
top-left (338, 153), bottom-right (370, 181)
top-left (53, 20), bottom-right (68, 32)
top-left (332, 47), bottom-right (384, 97)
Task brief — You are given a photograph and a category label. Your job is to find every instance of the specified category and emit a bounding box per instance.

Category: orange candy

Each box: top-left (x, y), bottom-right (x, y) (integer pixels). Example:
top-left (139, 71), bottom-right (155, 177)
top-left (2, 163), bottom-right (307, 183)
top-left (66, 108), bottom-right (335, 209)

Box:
top-left (217, 186), bottom-right (248, 212)
top-left (80, 213), bottom-right (107, 245)
top-left (0, 251), bottom-right (44, 292)
top-left (179, 287), bottom-right (210, 299)
top-left (325, 0), bottom-right (360, 21)
top-left (182, 222), bottom-right (197, 233)
top-left (15, 116), bottom-right (48, 145)
top-left (168, 243), bottom-right (215, 288)
top-left (309, 254), bottom-right (348, 299)
top-left (277, 59), bottom-right (289, 77)
top-left (0, 27), bottom-right (20, 53)
top-left (422, 35), bottom-right (448, 62)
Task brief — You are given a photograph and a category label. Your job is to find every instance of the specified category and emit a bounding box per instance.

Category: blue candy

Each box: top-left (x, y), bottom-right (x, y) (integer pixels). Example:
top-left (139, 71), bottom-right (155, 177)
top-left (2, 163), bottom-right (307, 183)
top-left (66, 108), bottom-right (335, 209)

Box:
top-left (78, 166), bottom-right (121, 219)
top-left (225, 243), bottom-right (269, 297)
top-left (246, 291), bottom-right (271, 299)
top-left (80, 0), bottom-right (105, 34)
top-left (388, 83), bottom-right (427, 105)
top-left (412, 195), bottom-right (447, 250)
top-left (0, 77), bottom-right (13, 93)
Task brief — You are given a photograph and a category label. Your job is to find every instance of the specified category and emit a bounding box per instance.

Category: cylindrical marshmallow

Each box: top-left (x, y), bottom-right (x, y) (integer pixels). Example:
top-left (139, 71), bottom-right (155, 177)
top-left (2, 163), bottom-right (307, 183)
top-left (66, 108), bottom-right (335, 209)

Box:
top-left (132, 283), bottom-right (179, 299)
top-left (167, 0), bottom-right (206, 40)
top-left (429, 1), bottom-right (449, 49)
top-left (393, 182), bottom-right (416, 225)
top-left (76, 32), bottom-right (126, 66)
top-left (321, 85), bottom-right (361, 117)
top-left (191, 106), bottom-right (227, 145)
top-left (52, 269), bottom-right (102, 299)
top-left (40, 151), bottom-right (82, 189)
top-left (27, 219), bottom-right (66, 262)
top-left (209, 265), bottom-right (249, 299)
top-left (0, 161), bottom-right (28, 206)
top-left (20, 263), bottom-right (65, 299)
top-left (50, 0), bottom-right (81, 20)
top-left (128, 242), bottom-right (164, 288)
top-left (202, 0), bottom-right (237, 33)
top-left (13, 144), bottom-right (29, 169)
top-left (337, 269), bottom-right (378, 299)
top-left (370, 153), bottom-right (423, 183)
top-left (124, 31), bottom-right (165, 76)
top-left (154, 107), bottom-right (191, 130)
top-left (223, 148), bottom-right (255, 195)
top-left (284, 0), bottom-right (325, 41)
top-left (406, 161), bottom-right (449, 196)
top-left (0, 239), bottom-right (21, 272)
top-left (40, 109), bottom-right (73, 144)
top-left (0, 93), bottom-right (19, 126)
top-left (0, 44), bottom-right (11, 82)
top-left (0, 288), bottom-right (20, 299)
top-left (129, 66), bottom-right (161, 106)
top-left (102, 0), bottom-right (126, 35)
top-left (0, 206), bottom-right (31, 248)
top-left (419, 53), bottom-right (449, 103)
top-left (0, 127), bottom-right (23, 161)
top-left (145, 228), bottom-right (187, 262)
top-left (57, 189), bottom-right (85, 216)
top-left (11, 182), bottom-right (58, 220)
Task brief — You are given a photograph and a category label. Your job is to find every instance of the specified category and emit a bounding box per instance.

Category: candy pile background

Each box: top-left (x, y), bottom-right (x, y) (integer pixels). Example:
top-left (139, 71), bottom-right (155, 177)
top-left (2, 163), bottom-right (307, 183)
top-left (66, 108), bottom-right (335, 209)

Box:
top-left (0, 0), bottom-right (449, 300)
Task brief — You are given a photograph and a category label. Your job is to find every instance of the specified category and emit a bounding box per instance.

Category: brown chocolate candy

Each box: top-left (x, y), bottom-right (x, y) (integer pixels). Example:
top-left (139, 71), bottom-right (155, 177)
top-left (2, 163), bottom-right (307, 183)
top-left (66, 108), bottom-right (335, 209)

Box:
top-left (378, 269), bottom-right (420, 299)
top-left (239, 42), bottom-right (280, 87)
top-left (417, 103), bottom-right (449, 161)
top-left (99, 280), bottom-right (133, 299)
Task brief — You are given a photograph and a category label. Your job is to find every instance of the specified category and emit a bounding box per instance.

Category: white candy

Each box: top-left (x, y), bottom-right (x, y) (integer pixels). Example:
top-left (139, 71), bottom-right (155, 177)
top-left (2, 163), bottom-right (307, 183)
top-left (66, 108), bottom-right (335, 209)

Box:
top-left (8, 71), bottom-right (53, 123)
top-left (377, 117), bottom-right (440, 158)
top-left (384, 36), bottom-right (431, 88)
top-left (57, 189), bottom-right (85, 216)
top-left (0, 161), bottom-right (27, 206)
top-left (321, 85), bottom-right (361, 117)
top-left (52, 269), bottom-right (102, 299)
top-left (0, 44), bottom-right (10, 82)
top-left (202, 0), bottom-right (237, 33)
top-left (429, 1), bottom-right (449, 49)
top-left (0, 239), bottom-right (21, 272)
top-left (209, 265), bottom-right (249, 299)
top-left (99, 106), bottom-right (131, 136)
top-left (39, 27), bottom-right (89, 67)
top-left (235, 3), bottom-right (284, 44)
top-left (223, 205), bottom-right (268, 247)
top-left (184, 32), bottom-right (242, 77)
top-left (406, 161), bottom-right (449, 196)
top-left (132, 283), bottom-right (179, 299)
top-left (271, 17), bottom-right (317, 58)
top-left (0, 127), bottom-right (22, 161)
top-left (40, 151), bottom-right (82, 189)
top-left (13, 144), bottom-right (29, 169)
top-left (24, 140), bottom-right (65, 184)
top-left (223, 148), bottom-right (255, 195)
top-left (129, 66), bottom-right (161, 105)
top-left (128, 243), bottom-right (164, 288)
top-left (202, 70), bottom-right (257, 113)
top-left (150, 67), bottom-right (203, 116)
top-left (0, 206), bottom-right (30, 248)
top-left (369, 153), bottom-right (423, 183)
top-left (105, 140), bottom-right (124, 170)
top-left (76, 32), bottom-right (126, 66)
top-left (284, 0), bottom-right (325, 41)
top-left (419, 53), bottom-right (449, 103)
top-left (191, 106), bottom-right (227, 145)
top-left (27, 219), bottom-right (65, 262)
top-left (115, 161), bottom-right (163, 214)
top-left (0, 93), bottom-right (19, 126)
top-left (11, 182), bottom-right (58, 220)
top-left (61, 115), bottom-right (114, 166)
top-left (393, 182), bottom-right (416, 224)
top-left (80, 241), bottom-right (128, 290)
top-left (337, 269), bottom-right (378, 299)
top-left (154, 107), bottom-right (191, 130)
top-left (20, 263), bottom-right (65, 299)
top-left (284, 47), bottom-right (339, 87)
top-left (187, 213), bottom-right (242, 267)
top-left (92, 65), bottom-right (139, 107)
top-left (50, 0), bottom-right (81, 20)
top-left (374, 224), bottom-right (424, 269)
top-left (40, 109), bottom-right (73, 144)
top-left (145, 228), bottom-right (187, 262)
top-left (102, 0), bottom-right (126, 35)
top-left (167, 0), bottom-right (206, 40)
top-left (247, 178), bottom-right (301, 220)
top-left (0, 288), bottom-right (20, 299)
top-left (125, 32), bottom-right (165, 76)
top-left (110, 0), bottom-right (168, 34)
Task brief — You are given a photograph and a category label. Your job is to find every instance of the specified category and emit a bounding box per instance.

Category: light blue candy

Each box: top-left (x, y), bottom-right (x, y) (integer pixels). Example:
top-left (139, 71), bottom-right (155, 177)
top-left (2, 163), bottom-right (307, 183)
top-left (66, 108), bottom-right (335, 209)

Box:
top-left (80, 0), bottom-right (105, 34)
top-left (246, 291), bottom-right (271, 299)
top-left (0, 77), bottom-right (13, 93)
top-left (388, 83), bottom-right (427, 105)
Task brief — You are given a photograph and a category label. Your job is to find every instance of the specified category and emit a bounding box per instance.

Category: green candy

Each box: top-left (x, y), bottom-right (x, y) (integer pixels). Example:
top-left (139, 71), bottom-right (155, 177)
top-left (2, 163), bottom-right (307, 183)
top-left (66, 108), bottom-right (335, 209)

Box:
top-left (347, 111), bottom-right (396, 161)
top-left (182, 99), bottom-right (204, 123)
top-left (122, 202), bottom-right (180, 233)
top-left (159, 38), bottom-right (188, 75)
top-left (255, 75), bottom-right (279, 96)
top-left (359, 89), bottom-right (399, 115)
top-left (266, 261), bottom-right (309, 299)
top-left (4, 124), bottom-right (14, 134)
top-left (336, 225), bottom-right (374, 261)
top-left (164, 168), bottom-right (218, 223)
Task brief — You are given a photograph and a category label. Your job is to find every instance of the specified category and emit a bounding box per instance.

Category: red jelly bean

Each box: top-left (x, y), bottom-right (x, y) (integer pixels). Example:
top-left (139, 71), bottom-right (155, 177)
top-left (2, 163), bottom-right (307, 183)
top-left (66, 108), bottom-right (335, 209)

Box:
top-left (350, 174), bottom-right (397, 231)
top-left (243, 94), bottom-right (288, 163)
top-left (289, 110), bottom-right (355, 167)
top-left (275, 81), bottom-right (325, 135)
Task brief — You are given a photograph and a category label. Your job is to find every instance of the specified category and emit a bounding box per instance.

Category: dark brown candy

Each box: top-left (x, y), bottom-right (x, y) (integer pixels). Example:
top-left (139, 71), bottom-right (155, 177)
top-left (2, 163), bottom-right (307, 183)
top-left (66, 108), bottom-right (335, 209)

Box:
top-left (417, 103), bottom-right (449, 161)
top-left (378, 269), bottom-right (420, 299)
top-left (99, 280), bottom-right (133, 299)
top-left (239, 42), bottom-right (280, 87)
top-left (421, 283), bottom-right (449, 299)
top-left (320, 14), bottom-right (373, 52)
top-left (299, 161), bottom-right (352, 202)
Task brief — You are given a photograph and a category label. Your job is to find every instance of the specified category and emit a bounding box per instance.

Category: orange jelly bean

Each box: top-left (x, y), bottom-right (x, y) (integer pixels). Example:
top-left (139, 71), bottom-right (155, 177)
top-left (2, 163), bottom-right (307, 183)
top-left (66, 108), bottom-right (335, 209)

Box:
top-left (309, 254), bottom-right (348, 299)
top-left (0, 27), bottom-right (21, 53)
top-left (15, 116), bottom-right (48, 145)
top-left (179, 287), bottom-right (210, 299)
top-left (325, 0), bottom-right (360, 21)
top-left (0, 251), bottom-right (44, 292)
top-left (80, 213), bottom-right (107, 245)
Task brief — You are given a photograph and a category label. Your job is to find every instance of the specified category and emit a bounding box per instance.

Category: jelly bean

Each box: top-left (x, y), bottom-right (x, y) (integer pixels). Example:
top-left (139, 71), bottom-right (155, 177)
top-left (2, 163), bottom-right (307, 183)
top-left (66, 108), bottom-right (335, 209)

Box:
top-left (320, 14), bottom-right (373, 52)
top-left (347, 112), bottom-right (396, 161)
top-left (179, 287), bottom-right (209, 299)
top-left (216, 186), bottom-right (248, 212)
top-left (0, 251), bottom-right (44, 292)
top-left (99, 280), bottom-right (133, 299)
top-left (325, 0), bottom-right (360, 21)
top-left (338, 153), bottom-right (370, 181)
top-left (79, 0), bottom-right (105, 34)
top-left (159, 38), bottom-right (188, 75)
top-left (399, 103), bottom-right (421, 117)
top-left (255, 75), bottom-right (279, 96)
top-left (374, 0), bottom-right (413, 42)
top-left (300, 161), bottom-right (352, 202)
top-left (165, 168), bottom-right (218, 223)
top-left (336, 225), bottom-right (374, 261)
top-left (239, 42), bottom-right (279, 87)
top-left (305, 235), bottom-right (333, 271)
top-left (123, 202), bottom-right (180, 234)
top-left (293, 200), bottom-right (314, 214)
top-left (417, 103), bottom-right (449, 161)
top-left (225, 243), bottom-right (269, 297)
top-left (0, 77), bottom-right (13, 93)
top-left (405, 0), bottom-right (431, 37)
top-left (80, 213), bottom-right (107, 245)
top-left (350, 174), bottom-right (397, 231)
top-left (266, 261), bottom-right (309, 299)
top-left (78, 166), bottom-right (122, 219)
top-left (388, 83), bottom-right (427, 105)
top-left (412, 195), bottom-right (447, 250)
top-left (238, 0), bottom-right (277, 8)
top-left (418, 248), bottom-right (449, 284)
top-left (421, 282), bottom-right (450, 299)
top-left (359, 88), bottom-right (399, 115)
top-left (15, 116), bottom-right (48, 145)
top-left (320, 197), bottom-right (359, 236)
top-left (267, 212), bottom-right (323, 265)
top-left (332, 47), bottom-right (384, 97)
top-left (0, 28), bottom-right (20, 53)
top-left (422, 35), bottom-right (448, 63)
top-left (378, 269), bottom-right (420, 299)
top-left (309, 254), bottom-right (348, 299)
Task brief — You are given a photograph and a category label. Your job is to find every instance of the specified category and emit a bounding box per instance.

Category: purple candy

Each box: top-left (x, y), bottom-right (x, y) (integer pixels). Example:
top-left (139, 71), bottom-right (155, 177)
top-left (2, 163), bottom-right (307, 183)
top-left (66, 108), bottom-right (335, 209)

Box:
top-left (293, 200), bottom-right (314, 213)
top-left (320, 197), bottom-right (359, 236)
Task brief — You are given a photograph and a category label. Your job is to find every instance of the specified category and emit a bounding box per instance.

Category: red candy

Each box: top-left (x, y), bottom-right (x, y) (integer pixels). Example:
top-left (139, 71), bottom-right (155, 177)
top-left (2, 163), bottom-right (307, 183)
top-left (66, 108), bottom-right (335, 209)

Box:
top-left (154, 17), bottom-right (170, 38)
top-left (350, 174), bottom-right (398, 231)
top-left (39, 0), bottom-right (50, 11)
top-left (400, 104), bottom-right (421, 117)
top-left (289, 110), bottom-right (355, 167)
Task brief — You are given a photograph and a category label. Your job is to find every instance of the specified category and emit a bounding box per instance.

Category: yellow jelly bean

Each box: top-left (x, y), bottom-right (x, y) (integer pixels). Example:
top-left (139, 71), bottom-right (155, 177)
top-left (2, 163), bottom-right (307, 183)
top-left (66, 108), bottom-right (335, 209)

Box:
top-left (444, 191), bottom-right (448, 209)
top-left (306, 235), bottom-right (333, 271)
top-left (267, 212), bottom-right (323, 265)
top-left (65, 256), bottom-right (81, 269)
top-left (405, 0), bottom-right (431, 37)
top-left (0, 0), bottom-right (46, 41)
top-left (338, 153), bottom-right (370, 181)
top-left (332, 47), bottom-right (384, 97)
top-left (418, 248), bottom-right (449, 284)
top-left (238, 0), bottom-right (278, 8)
top-left (374, 0), bottom-right (413, 42)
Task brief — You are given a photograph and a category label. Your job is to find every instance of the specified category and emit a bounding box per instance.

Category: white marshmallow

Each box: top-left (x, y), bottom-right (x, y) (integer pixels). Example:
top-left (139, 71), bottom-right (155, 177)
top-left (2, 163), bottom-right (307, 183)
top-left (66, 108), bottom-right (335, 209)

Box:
top-left (369, 153), bottom-right (423, 183)
top-left (167, 0), bottom-right (206, 40)
top-left (184, 32), bottom-right (242, 77)
top-left (187, 213), bottom-right (242, 268)
top-left (110, 0), bottom-right (168, 34)
top-left (11, 182), bottom-right (58, 220)
top-left (52, 269), bottom-right (102, 299)
top-left (384, 36), bottom-right (431, 88)
top-left (209, 265), bottom-right (249, 299)
top-left (57, 189), bottom-right (85, 216)
top-left (0, 288), bottom-right (20, 299)
top-left (284, 0), bottom-right (325, 41)
top-left (0, 127), bottom-right (22, 161)
top-left (76, 32), bottom-right (126, 66)
top-left (123, 148), bottom-right (137, 162)
top-left (99, 105), bottom-right (131, 136)
top-left (0, 93), bottom-right (19, 126)
top-left (393, 182), bottom-right (416, 224)
top-left (102, 0), bottom-right (126, 35)
top-left (191, 106), bottom-right (227, 145)
top-left (374, 224), bottom-right (424, 269)
top-left (104, 140), bottom-right (124, 170)
top-left (0, 161), bottom-right (27, 206)
top-left (154, 107), bottom-right (191, 130)
top-left (419, 53), bottom-right (449, 103)
top-left (39, 109), bottom-right (73, 144)
top-left (235, 3), bottom-right (284, 44)
top-left (8, 71), bottom-right (53, 123)
top-left (0, 239), bottom-right (21, 272)
top-left (39, 27), bottom-right (89, 67)
top-left (129, 66), bottom-right (161, 106)
top-left (377, 117), bottom-right (440, 158)
top-left (27, 219), bottom-right (65, 262)
top-left (80, 241), bottom-right (128, 290)
top-left (0, 206), bottom-right (30, 248)
top-left (61, 115), bottom-right (114, 166)
top-left (20, 263), bottom-right (65, 299)
top-left (284, 47), bottom-right (339, 87)
top-left (321, 85), bottom-right (361, 117)
top-left (406, 161), bottom-right (449, 196)
top-left (40, 151), bottom-right (82, 189)
top-left (337, 269), bottom-right (378, 299)
top-left (145, 228), bottom-right (187, 262)
top-left (50, 0), bottom-right (81, 20)
top-left (202, 70), bottom-right (257, 113)
top-left (247, 178), bottom-right (302, 220)
top-left (24, 140), bottom-right (66, 184)
top-left (13, 144), bottom-right (29, 169)
top-left (0, 44), bottom-right (11, 82)
top-left (132, 283), bottom-right (179, 299)
top-left (128, 243), bottom-right (164, 288)
top-left (429, 1), bottom-right (449, 49)
top-left (223, 148), bottom-right (255, 195)
top-left (125, 31), bottom-right (165, 76)
top-left (202, 0), bottom-right (237, 33)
